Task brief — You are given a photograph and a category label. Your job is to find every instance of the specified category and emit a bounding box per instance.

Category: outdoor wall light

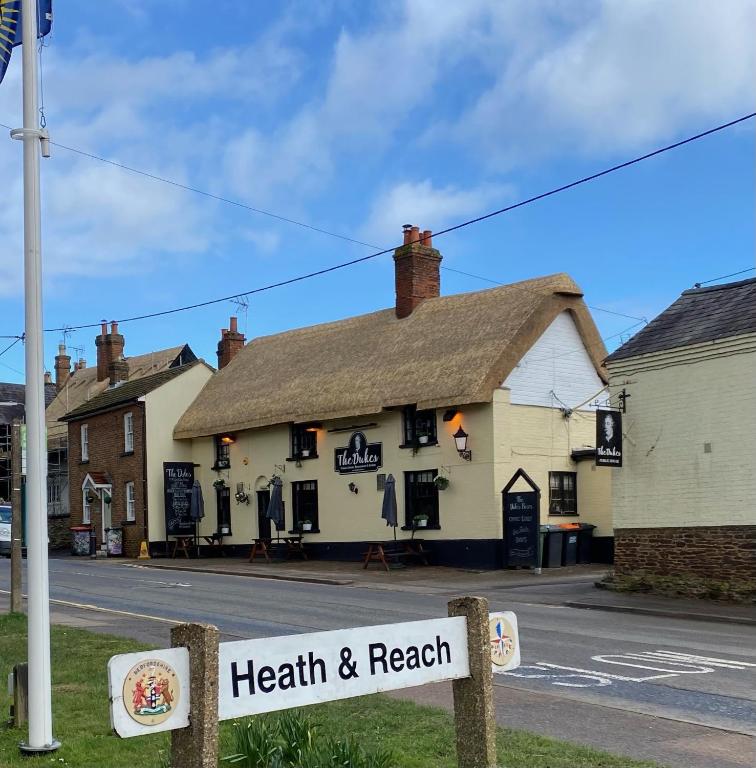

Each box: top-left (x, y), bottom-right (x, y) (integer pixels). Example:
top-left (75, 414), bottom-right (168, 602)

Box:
top-left (348, 482), bottom-right (359, 494)
top-left (442, 409), bottom-right (458, 422)
top-left (453, 426), bottom-right (472, 461)
top-left (220, 434), bottom-right (235, 445)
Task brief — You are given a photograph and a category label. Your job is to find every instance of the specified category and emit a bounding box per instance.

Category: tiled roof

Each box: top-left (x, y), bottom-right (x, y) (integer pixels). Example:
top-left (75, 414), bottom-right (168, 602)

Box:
top-left (0, 382), bottom-right (57, 425)
top-left (605, 278), bottom-right (756, 363)
top-left (61, 362), bottom-right (201, 421)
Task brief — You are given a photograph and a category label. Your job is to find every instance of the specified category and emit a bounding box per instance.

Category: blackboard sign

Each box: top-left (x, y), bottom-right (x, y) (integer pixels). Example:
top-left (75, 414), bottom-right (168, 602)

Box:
top-left (163, 462), bottom-right (195, 536)
top-left (596, 409), bottom-right (622, 467)
top-left (334, 431), bottom-right (382, 474)
top-left (504, 491), bottom-right (539, 567)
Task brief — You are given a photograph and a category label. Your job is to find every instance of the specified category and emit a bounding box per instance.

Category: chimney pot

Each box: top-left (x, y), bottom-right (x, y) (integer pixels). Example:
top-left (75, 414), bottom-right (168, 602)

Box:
top-left (100, 321), bottom-right (107, 335)
top-left (217, 315), bottom-right (246, 369)
top-left (402, 224), bottom-right (413, 244)
top-left (393, 223), bottom-right (442, 318)
top-left (44, 371), bottom-right (52, 385)
top-left (54, 343), bottom-right (72, 391)
top-left (111, 321), bottom-right (119, 334)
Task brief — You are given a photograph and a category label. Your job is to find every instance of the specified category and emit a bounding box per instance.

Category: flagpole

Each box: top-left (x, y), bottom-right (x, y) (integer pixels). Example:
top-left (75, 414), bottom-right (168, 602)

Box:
top-left (14, 0), bottom-right (59, 753)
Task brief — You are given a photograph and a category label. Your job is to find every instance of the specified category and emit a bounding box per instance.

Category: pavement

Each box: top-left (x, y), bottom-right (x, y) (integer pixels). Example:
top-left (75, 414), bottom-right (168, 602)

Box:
top-left (2, 556), bottom-right (755, 768)
top-left (128, 554), bottom-right (756, 625)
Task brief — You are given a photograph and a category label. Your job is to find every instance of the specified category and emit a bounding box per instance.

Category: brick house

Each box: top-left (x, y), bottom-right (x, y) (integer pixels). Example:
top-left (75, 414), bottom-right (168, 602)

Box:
top-left (605, 278), bottom-right (756, 595)
top-left (45, 322), bottom-right (198, 548)
top-left (62, 360), bottom-right (213, 557)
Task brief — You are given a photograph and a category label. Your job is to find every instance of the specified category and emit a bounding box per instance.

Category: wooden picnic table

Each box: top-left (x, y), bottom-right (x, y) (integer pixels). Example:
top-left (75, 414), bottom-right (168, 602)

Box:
top-left (248, 537), bottom-right (272, 563)
top-left (283, 535), bottom-right (308, 560)
top-left (170, 536), bottom-right (196, 559)
top-left (201, 532), bottom-right (226, 555)
top-left (362, 540), bottom-right (430, 572)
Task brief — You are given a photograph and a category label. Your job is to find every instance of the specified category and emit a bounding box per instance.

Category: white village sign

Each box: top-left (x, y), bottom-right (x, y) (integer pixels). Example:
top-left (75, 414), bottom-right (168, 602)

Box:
top-left (107, 602), bottom-right (520, 768)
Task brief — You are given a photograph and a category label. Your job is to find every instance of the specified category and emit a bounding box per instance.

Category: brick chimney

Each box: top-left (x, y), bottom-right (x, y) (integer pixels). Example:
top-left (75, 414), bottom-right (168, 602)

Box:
top-left (73, 358), bottom-right (86, 372)
top-left (393, 224), bottom-right (442, 318)
top-left (217, 316), bottom-right (246, 369)
top-left (54, 343), bottom-right (71, 391)
top-left (108, 355), bottom-right (129, 385)
top-left (95, 321), bottom-right (125, 382)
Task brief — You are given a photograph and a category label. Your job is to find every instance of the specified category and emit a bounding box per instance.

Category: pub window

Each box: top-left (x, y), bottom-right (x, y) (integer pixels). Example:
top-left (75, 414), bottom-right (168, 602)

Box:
top-left (290, 424), bottom-right (318, 459)
top-left (124, 412), bottom-right (134, 453)
top-left (403, 406), bottom-right (437, 447)
top-left (125, 481), bottom-right (136, 522)
top-left (549, 472), bottom-right (577, 515)
top-left (404, 469), bottom-right (439, 528)
top-left (291, 480), bottom-right (319, 531)
top-left (81, 424), bottom-right (89, 462)
top-left (214, 435), bottom-right (230, 470)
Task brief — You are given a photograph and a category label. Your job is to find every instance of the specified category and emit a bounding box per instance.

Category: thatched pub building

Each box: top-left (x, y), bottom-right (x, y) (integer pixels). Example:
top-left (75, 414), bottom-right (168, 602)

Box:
top-left (172, 227), bottom-right (614, 567)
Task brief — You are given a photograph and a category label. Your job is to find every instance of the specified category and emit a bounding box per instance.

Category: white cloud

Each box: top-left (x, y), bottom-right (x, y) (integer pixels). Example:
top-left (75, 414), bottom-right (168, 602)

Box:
top-left (455, 0), bottom-right (756, 160)
top-left (362, 179), bottom-right (511, 246)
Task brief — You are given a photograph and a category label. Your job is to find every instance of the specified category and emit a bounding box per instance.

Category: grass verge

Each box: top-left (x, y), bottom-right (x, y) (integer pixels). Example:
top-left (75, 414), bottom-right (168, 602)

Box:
top-left (0, 613), bottom-right (659, 767)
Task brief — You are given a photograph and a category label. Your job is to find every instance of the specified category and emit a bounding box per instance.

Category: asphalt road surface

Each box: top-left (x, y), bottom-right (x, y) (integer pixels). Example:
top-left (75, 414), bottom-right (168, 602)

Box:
top-left (1, 557), bottom-right (753, 768)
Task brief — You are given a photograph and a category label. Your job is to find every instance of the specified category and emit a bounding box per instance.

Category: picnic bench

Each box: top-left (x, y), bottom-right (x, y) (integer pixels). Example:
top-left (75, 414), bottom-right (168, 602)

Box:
top-left (170, 535), bottom-right (196, 559)
top-left (201, 532), bottom-right (226, 555)
top-left (362, 540), bottom-right (430, 572)
top-left (248, 537), bottom-right (272, 563)
top-left (283, 535), bottom-right (308, 560)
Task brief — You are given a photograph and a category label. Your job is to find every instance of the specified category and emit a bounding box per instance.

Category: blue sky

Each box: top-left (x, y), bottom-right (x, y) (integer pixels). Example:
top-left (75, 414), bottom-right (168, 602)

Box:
top-left (0, 0), bottom-right (753, 381)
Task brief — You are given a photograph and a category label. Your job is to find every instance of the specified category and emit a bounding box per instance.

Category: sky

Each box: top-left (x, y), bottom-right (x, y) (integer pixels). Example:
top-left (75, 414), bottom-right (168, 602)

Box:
top-left (0, 0), bottom-right (753, 382)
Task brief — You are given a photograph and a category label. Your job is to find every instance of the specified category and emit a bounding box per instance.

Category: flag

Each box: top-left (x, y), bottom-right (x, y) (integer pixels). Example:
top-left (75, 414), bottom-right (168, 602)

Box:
top-left (0, 0), bottom-right (52, 86)
top-left (11, 0), bottom-right (51, 46)
top-left (0, 1), bottom-right (21, 86)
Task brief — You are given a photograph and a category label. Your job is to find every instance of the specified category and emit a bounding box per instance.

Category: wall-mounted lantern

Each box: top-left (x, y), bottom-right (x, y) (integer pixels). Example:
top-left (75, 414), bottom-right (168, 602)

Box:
top-left (220, 434), bottom-right (235, 445)
top-left (453, 426), bottom-right (472, 461)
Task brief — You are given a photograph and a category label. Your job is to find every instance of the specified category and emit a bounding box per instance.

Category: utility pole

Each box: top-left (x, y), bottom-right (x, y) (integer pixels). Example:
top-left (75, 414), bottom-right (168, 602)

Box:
top-left (10, 418), bottom-right (23, 613)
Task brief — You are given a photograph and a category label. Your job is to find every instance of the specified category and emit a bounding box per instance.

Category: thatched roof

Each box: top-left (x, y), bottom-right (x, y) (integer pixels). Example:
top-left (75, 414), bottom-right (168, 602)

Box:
top-left (46, 345), bottom-right (195, 441)
top-left (174, 274), bottom-right (607, 440)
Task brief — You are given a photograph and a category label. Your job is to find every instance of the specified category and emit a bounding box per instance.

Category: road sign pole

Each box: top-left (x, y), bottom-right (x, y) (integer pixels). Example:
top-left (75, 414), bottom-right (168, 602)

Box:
top-left (15, 0), bottom-right (58, 754)
top-left (10, 419), bottom-right (23, 613)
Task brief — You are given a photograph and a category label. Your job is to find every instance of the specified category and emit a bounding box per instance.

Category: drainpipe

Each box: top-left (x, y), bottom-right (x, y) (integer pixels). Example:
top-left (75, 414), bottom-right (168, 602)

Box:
top-left (140, 402), bottom-right (149, 553)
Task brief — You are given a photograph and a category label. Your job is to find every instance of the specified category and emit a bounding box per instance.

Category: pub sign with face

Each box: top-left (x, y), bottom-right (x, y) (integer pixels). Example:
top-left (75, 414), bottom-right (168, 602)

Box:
top-left (596, 409), bottom-right (622, 467)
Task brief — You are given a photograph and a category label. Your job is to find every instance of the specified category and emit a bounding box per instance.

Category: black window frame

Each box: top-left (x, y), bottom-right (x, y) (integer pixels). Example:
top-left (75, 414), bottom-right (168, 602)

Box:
top-left (549, 471), bottom-right (578, 515)
top-left (290, 480), bottom-right (319, 533)
top-left (290, 423), bottom-right (318, 460)
top-left (402, 406), bottom-right (438, 448)
top-left (216, 485), bottom-right (232, 533)
top-left (213, 435), bottom-right (230, 470)
top-left (402, 469), bottom-right (440, 529)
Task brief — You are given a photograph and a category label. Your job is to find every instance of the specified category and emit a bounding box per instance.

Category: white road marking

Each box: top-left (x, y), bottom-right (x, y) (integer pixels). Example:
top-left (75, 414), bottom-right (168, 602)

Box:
top-left (591, 653), bottom-right (714, 674)
top-left (535, 661), bottom-right (677, 682)
top-left (648, 650), bottom-right (756, 669)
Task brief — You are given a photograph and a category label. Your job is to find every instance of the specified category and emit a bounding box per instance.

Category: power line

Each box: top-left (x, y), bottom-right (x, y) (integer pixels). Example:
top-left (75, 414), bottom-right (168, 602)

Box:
top-left (441, 266), bottom-right (647, 322)
top-left (694, 266), bottom-right (755, 287)
top-left (2, 111), bottom-right (752, 332)
top-left (0, 336), bottom-right (23, 359)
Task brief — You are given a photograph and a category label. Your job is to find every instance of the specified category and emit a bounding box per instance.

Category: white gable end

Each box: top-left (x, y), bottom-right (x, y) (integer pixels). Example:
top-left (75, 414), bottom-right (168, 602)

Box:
top-left (502, 311), bottom-right (604, 410)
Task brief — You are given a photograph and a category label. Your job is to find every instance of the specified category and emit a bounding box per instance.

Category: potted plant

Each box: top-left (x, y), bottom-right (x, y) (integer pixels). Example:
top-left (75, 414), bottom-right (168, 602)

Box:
top-left (103, 492), bottom-right (112, 505)
top-left (301, 448), bottom-right (311, 458)
top-left (213, 478), bottom-right (226, 490)
top-left (219, 524), bottom-right (231, 535)
top-left (413, 514), bottom-right (429, 529)
top-left (300, 519), bottom-right (313, 532)
top-left (434, 476), bottom-right (449, 491)
top-left (417, 434), bottom-right (429, 445)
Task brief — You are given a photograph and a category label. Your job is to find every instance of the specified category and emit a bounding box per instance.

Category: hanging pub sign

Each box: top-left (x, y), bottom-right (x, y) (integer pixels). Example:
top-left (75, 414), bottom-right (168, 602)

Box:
top-left (596, 409), bottom-right (623, 467)
top-left (163, 462), bottom-right (195, 536)
top-left (334, 431), bottom-right (382, 474)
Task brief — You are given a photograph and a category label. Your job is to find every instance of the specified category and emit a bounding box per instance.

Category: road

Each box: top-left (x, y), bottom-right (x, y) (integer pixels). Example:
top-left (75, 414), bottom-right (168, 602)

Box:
top-left (1, 557), bottom-right (754, 768)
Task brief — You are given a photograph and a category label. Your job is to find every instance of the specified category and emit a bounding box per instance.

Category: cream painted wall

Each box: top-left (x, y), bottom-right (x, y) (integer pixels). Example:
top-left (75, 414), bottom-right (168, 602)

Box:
top-left (492, 389), bottom-right (612, 536)
top-left (183, 404), bottom-right (501, 546)
top-left (608, 338), bottom-right (756, 530)
top-left (502, 311), bottom-right (606, 411)
top-left (144, 363), bottom-right (214, 542)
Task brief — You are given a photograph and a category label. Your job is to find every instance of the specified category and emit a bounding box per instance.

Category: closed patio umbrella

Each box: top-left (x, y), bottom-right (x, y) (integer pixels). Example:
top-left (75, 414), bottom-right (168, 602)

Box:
top-left (189, 481), bottom-right (205, 521)
top-left (381, 474), bottom-right (398, 540)
top-left (266, 476), bottom-right (284, 542)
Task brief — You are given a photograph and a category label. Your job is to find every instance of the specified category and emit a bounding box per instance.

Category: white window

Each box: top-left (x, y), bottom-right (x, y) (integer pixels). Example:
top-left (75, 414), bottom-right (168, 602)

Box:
top-left (81, 424), bottom-right (89, 462)
top-left (124, 412), bottom-right (134, 453)
top-left (82, 493), bottom-right (91, 524)
top-left (125, 481), bottom-right (135, 522)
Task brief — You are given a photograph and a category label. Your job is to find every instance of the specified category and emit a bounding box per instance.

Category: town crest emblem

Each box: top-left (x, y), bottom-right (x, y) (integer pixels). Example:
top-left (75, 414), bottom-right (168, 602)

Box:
top-left (489, 614), bottom-right (516, 667)
top-left (123, 658), bottom-right (180, 726)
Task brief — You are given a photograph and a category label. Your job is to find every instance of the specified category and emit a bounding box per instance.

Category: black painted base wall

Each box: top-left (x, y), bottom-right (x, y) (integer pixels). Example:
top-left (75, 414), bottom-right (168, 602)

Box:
top-left (149, 535), bottom-right (614, 568)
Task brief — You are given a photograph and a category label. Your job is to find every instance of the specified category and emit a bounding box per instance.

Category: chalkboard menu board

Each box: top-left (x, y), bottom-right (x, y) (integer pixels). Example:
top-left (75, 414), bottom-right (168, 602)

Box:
top-left (163, 462), bottom-right (195, 537)
top-left (504, 491), bottom-right (539, 567)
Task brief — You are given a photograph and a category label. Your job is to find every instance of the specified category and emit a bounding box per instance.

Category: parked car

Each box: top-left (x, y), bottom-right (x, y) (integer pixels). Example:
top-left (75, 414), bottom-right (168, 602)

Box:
top-left (0, 504), bottom-right (11, 557)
